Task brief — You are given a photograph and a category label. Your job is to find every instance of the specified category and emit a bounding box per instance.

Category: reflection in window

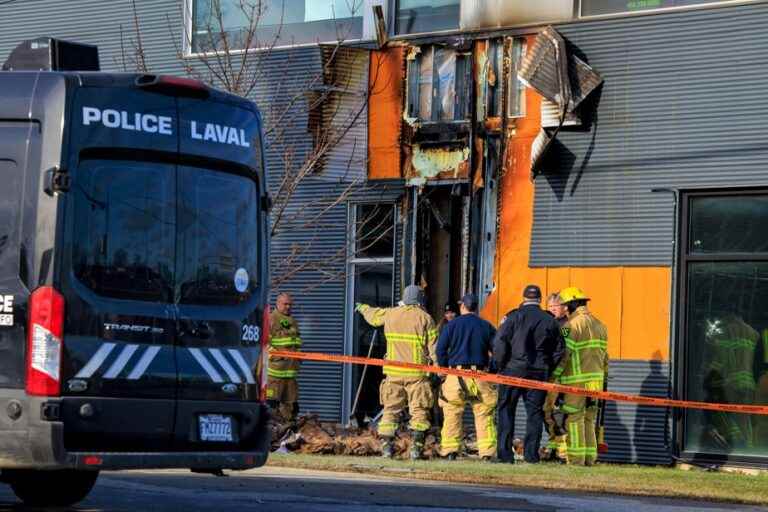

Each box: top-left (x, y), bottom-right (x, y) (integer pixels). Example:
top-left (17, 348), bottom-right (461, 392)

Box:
top-left (355, 204), bottom-right (395, 259)
top-left (192, 0), bottom-right (364, 52)
top-left (73, 162), bottom-right (175, 302)
top-left (689, 196), bottom-right (768, 254)
top-left (682, 193), bottom-right (768, 458)
top-left (581, 0), bottom-right (735, 17)
top-left (177, 167), bottom-right (259, 305)
top-left (396, 0), bottom-right (460, 35)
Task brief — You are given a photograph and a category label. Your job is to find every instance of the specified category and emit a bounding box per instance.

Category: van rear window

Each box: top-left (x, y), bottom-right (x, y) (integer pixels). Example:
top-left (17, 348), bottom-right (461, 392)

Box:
top-left (71, 160), bottom-right (259, 305)
top-left (73, 162), bottom-right (175, 302)
top-left (177, 167), bottom-right (259, 305)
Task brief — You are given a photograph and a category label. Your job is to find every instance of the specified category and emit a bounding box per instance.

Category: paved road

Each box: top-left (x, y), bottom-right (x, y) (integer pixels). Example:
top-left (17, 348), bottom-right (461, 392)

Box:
top-left (0, 466), bottom-right (762, 511)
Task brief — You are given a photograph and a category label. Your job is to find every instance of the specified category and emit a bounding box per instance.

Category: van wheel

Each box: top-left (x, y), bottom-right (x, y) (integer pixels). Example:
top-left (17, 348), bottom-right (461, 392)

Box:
top-left (6, 469), bottom-right (99, 506)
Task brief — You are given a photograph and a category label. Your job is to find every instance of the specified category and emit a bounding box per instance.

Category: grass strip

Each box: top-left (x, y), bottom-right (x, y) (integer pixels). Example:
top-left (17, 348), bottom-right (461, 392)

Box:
top-left (267, 453), bottom-right (768, 505)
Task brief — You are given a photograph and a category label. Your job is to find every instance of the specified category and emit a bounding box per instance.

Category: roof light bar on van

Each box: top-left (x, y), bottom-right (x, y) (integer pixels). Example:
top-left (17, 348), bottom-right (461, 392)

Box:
top-left (135, 74), bottom-right (209, 98)
top-left (26, 287), bottom-right (64, 397)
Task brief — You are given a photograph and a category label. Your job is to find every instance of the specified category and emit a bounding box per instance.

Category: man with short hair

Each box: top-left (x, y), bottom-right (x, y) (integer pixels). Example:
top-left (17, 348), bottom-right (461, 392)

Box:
top-left (357, 285), bottom-right (437, 460)
top-left (555, 287), bottom-right (609, 466)
top-left (268, 292), bottom-right (302, 423)
top-left (436, 293), bottom-right (498, 460)
top-left (493, 285), bottom-right (565, 463)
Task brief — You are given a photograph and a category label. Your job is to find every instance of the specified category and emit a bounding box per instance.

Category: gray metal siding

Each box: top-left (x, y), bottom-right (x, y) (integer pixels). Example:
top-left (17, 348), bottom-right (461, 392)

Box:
top-left (530, 2), bottom-right (768, 267)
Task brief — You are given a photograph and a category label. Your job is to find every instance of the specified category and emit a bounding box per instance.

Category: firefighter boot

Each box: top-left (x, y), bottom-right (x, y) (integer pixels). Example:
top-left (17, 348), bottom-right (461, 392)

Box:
top-left (381, 436), bottom-right (394, 459)
top-left (410, 430), bottom-right (426, 460)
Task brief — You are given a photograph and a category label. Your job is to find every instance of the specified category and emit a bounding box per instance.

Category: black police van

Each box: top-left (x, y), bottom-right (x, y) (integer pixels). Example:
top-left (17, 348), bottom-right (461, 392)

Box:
top-left (0, 39), bottom-right (271, 506)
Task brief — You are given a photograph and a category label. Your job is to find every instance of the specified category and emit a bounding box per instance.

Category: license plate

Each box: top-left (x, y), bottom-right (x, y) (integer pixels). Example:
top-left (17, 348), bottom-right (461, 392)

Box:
top-left (199, 414), bottom-right (234, 442)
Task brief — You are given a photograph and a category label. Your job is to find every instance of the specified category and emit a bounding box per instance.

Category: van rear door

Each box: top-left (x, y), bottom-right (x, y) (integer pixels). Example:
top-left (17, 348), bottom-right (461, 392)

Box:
top-left (60, 89), bottom-right (179, 451)
top-left (172, 98), bottom-right (266, 449)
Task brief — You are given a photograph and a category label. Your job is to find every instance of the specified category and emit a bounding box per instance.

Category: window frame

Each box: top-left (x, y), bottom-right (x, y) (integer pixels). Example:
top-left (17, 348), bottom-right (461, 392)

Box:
top-left (342, 202), bottom-right (397, 424)
top-left (676, 187), bottom-right (768, 464)
top-left (183, 0), bottom-right (374, 57)
top-left (394, 0), bottom-right (461, 36)
top-left (579, 0), bottom-right (761, 19)
top-left (406, 45), bottom-right (472, 123)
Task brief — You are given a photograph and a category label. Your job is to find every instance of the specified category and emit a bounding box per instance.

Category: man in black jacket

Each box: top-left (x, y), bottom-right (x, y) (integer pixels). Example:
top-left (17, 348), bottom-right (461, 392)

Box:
top-left (493, 285), bottom-right (565, 463)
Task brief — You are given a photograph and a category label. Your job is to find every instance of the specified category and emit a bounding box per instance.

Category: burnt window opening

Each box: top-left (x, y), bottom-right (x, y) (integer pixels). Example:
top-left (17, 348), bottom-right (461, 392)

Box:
top-left (407, 46), bottom-right (471, 123)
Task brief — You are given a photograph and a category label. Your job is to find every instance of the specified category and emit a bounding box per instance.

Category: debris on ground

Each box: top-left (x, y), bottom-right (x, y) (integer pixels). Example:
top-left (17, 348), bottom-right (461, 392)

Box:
top-left (270, 413), bottom-right (524, 459)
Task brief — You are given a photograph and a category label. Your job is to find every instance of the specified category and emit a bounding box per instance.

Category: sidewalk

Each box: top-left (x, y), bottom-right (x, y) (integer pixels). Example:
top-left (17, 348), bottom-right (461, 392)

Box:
top-left (267, 453), bottom-right (768, 506)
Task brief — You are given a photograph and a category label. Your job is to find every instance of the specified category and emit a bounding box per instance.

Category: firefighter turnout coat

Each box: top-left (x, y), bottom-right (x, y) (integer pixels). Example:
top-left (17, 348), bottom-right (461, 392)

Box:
top-left (553, 306), bottom-right (608, 466)
top-left (358, 304), bottom-right (437, 436)
top-left (268, 309), bottom-right (302, 420)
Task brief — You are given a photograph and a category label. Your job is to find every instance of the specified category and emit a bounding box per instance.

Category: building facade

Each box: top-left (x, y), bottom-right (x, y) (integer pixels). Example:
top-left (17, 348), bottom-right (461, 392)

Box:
top-left (2, 0), bottom-right (767, 466)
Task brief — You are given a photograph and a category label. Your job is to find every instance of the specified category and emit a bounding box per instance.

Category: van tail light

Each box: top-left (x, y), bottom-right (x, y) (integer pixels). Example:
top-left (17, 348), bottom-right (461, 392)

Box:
top-left (259, 305), bottom-right (270, 402)
top-left (26, 287), bottom-right (64, 397)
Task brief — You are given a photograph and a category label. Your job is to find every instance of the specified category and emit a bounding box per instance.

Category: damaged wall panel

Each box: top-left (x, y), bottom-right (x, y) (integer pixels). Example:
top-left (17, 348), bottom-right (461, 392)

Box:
top-left (405, 144), bottom-right (470, 185)
top-left (368, 47), bottom-right (405, 180)
top-left (308, 46), bottom-right (370, 182)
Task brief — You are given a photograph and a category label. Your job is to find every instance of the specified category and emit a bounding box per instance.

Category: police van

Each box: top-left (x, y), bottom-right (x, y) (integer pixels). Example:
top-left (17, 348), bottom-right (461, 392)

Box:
top-left (0, 39), bottom-right (271, 506)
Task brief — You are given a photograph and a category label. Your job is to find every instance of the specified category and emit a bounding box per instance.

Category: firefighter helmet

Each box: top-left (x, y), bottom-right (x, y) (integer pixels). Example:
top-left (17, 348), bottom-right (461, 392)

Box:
top-left (559, 286), bottom-right (590, 303)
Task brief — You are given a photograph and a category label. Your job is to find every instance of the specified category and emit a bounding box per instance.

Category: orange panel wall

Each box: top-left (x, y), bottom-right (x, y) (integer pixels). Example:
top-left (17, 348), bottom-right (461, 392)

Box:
top-left (480, 41), bottom-right (671, 361)
top-left (368, 47), bottom-right (404, 180)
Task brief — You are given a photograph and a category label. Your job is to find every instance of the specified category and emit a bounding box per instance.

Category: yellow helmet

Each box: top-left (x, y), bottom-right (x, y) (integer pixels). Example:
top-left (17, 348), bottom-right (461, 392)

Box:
top-left (559, 286), bottom-right (590, 303)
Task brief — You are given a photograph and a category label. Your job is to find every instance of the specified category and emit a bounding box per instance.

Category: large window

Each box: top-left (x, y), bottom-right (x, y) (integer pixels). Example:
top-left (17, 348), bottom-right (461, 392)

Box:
top-left (581, 0), bottom-right (741, 17)
top-left (396, 0), bottom-right (460, 35)
top-left (191, 0), bottom-right (364, 52)
top-left (72, 160), bottom-right (260, 306)
top-left (680, 192), bottom-right (768, 459)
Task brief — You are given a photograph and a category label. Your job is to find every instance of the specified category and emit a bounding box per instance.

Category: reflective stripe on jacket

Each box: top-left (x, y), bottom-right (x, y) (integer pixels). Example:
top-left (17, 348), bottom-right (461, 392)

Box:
top-left (553, 306), bottom-right (608, 389)
top-left (269, 310), bottom-right (302, 378)
top-left (359, 304), bottom-right (437, 377)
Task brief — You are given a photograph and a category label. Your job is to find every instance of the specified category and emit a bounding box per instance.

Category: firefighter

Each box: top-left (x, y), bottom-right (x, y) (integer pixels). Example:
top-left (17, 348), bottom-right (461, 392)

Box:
top-left (356, 285), bottom-right (437, 459)
top-left (543, 292), bottom-right (568, 462)
top-left (436, 293), bottom-right (498, 460)
top-left (267, 292), bottom-right (302, 423)
top-left (554, 287), bottom-right (608, 466)
top-left (701, 314), bottom-right (758, 449)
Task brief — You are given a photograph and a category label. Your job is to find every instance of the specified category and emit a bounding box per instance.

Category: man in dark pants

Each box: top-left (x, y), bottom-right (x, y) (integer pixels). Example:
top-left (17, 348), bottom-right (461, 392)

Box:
top-left (493, 285), bottom-right (565, 463)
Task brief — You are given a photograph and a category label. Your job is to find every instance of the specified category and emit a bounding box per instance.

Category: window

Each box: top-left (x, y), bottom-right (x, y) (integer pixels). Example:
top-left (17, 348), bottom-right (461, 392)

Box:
top-left (72, 160), bottom-right (261, 306)
top-left (680, 192), bottom-right (768, 459)
top-left (355, 203), bottom-right (395, 259)
top-left (407, 46), bottom-right (470, 122)
top-left (191, 0), bottom-right (364, 52)
top-left (73, 161), bottom-right (176, 302)
top-left (396, 0), bottom-right (460, 35)
top-left (0, 161), bottom-right (22, 279)
top-left (177, 166), bottom-right (260, 305)
top-left (581, 0), bottom-right (739, 17)
top-left (344, 203), bottom-right (396, 424)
